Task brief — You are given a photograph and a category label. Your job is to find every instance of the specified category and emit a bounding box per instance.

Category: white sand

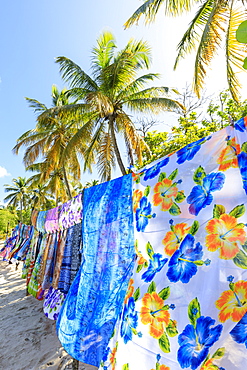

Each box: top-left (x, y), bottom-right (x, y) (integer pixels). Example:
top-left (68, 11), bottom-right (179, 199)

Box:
top-left (0, 260), bottom-right (97, 370)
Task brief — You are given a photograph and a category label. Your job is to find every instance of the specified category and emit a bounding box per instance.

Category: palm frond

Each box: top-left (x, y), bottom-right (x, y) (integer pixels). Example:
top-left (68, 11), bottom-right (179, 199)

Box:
top-left (86, 91), bottom-right (114, 116)
top-left (97, 131), bottom-right (116, 182)
top-left (25, 97), bottom-right (47, 115)
top-left (124, 0), bottom-right (194, 28)
top-left (226, 4), bottom-right (247, 101)
top-left (22, 137), bottom-right (48, 167)
top-left (13, 130), bottom-right (50, 154)
top-left (56, 56), bottom-right (98, 91)
top-left (62, 117), bottom-right (96, 161)
top-left (126, 96), bottom-right (185, 113)
top-left (116, 73), bottom-right (160, 101)
top-left (193, 1), bottom-right (228, 96)
top-left (83, 119), bottom-right (106, 172)
top-left (37, 103), bottom-right (89, 127)
top-left (174, 0), bottom-right (223, 70)
top-left (91, 31), bottom-right (116, 76)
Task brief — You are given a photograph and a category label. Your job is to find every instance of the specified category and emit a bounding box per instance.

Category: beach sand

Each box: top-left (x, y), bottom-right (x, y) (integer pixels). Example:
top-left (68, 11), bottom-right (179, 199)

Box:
top-left (0, 260), bottom-right (97, 370)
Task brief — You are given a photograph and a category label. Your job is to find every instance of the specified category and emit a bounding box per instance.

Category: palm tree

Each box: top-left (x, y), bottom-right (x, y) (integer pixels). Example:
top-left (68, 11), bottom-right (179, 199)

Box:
top-left (52, 31), bottom-right (184, 181)
top-left (125, 0), bottom-right (247, 102)
top-left (4, 177), bottom-right (31, 221)
top-left (27, 162), bottom-right (69, 206)
top-left (12, 85), bottom-right (83, 200)
top-left (84, 179), bottom-right (99, 188)
top-left (29, 183), bottom-right (55, 209)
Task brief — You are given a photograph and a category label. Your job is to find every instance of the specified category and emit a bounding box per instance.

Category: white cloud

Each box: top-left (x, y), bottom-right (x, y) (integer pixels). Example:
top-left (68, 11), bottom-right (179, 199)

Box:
top-left (0, 166), bottom-right (10, 178)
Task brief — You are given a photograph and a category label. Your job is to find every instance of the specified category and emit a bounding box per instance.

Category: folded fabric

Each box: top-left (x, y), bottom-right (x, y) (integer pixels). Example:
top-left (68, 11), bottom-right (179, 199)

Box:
top-left (56, 174), bottom-right (135, 367)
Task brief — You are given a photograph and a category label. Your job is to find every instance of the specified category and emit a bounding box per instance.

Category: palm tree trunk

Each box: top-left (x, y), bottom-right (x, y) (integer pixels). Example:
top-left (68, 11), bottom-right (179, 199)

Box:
top-left (62, 166), bottom-right (72, 199)
top-left (109, 117), bottom-right (127, 176)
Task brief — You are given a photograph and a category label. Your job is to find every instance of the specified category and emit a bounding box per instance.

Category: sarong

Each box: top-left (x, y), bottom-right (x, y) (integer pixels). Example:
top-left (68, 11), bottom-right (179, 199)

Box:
top-left (100, 120), bottom-right (247, 370)
top-left (56, 174), bottom-right (135, 367)
top-left (58, 226), bottom-right (74, 294)
top-left (69, 222), bottom-right (82, 285)
top-left (58, 193), bottom-right (83, 230)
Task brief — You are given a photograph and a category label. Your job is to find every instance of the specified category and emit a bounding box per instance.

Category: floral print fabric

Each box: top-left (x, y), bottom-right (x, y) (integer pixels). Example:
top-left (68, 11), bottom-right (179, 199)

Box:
top-left (100, 121), bottom-right (247, 370)
top-left (43, 287), bottom-right (66, 321)
top-left (58, 193), bottom-right (83, 230)
top-left (56, 174), bottom-right (135, 367)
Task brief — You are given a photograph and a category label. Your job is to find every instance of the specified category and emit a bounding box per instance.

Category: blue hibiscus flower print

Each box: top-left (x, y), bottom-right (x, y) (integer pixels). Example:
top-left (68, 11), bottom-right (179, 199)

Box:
top-left (178, 316), bottom-right (223, 370)
top-left (143, 157), bottom-right (169, 181)
top-left (234, 117), bottom-right (246, 132)
top-left (237, 151), bottom-right (247, 194)
top-left (176, 137), bottom-right (211, 165)
top-left (141, 253), bottom-right (168, 282)
top-left (136, 196), bottom-right (156, 232)
top-left (187, 172), bottom-right (225, 216)
top-left (167, 234), bottom-right (203, 283)
top-left (120, 297), bottom-right (138, 344)
top-left (230, 312), bottom-right (247, 348)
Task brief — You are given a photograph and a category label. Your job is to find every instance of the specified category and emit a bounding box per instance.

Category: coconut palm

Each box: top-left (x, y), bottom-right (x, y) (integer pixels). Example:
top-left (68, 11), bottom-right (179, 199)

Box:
top-left (125, 0), bottom-right (247, 102)
top-left (28, 182), bottom-right (55, 209)
top-left (4, 177), bottom-right (31, 221)
top-left (27, 162), bottom-right (69, 206)
top-left (12, 85), bottom-right (83, 199)
top-left (53, 31), bottom-right (184, 181)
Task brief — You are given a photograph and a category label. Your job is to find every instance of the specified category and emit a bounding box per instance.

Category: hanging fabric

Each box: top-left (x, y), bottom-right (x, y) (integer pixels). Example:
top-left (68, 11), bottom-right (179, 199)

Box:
top-left (99, 120), bottom-right (247, 370)
top-left (45, 206), bottom-right (61, 234)
top-left (58, 193), bottom-right (83, 230)
top-left (56, 174), bottom-right (135, 367)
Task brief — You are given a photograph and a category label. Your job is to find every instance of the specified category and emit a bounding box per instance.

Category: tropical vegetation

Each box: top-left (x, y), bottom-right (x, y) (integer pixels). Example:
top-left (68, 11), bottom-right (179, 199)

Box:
top-left (125, 0), bottom-right (247, 102)
top-left (53, 31), bottom-right (184, 181)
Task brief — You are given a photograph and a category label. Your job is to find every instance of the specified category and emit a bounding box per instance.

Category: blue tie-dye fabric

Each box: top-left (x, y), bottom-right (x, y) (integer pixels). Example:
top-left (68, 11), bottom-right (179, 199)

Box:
top-left (56, 174), bottom-right (135, 366)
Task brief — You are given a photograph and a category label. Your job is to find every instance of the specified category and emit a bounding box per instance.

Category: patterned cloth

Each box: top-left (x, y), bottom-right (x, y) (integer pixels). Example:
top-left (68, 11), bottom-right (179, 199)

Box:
top-left (52, 230), bottom-right (67, 289)
top-left (56, 174), bottom-right (135, 367)
top-left (0, 225), bottom-right (19, 261)
top-left (58, 226), bottom-right (74, 294)
top-left (36, 211), bottom-right (48, 233)
top-left (100, 121), bottom-right (247, 370)
top-left (31, 209), bottom-right (39, 228)
top-left (27, 234), bottom-right (47, 300)
top-left (45, 206), bottom-right (61, 233)
top-left (69, 222), bottom-right (82, 285)
top-left (42, 232), bottom-right (58, 291)
top-left (58, 193), bottom-right (83, 230)
top-left (43, 287), bottom-right (66, 321)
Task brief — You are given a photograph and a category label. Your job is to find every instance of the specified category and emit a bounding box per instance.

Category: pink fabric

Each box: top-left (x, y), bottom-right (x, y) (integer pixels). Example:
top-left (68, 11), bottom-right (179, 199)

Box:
top-left (44, 206), bottom-right (61, 233)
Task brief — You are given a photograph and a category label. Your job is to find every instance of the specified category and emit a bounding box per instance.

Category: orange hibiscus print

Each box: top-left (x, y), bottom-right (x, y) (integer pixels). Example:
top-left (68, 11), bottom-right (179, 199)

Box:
top-left (200, 359), bottom-right (218, 369)
top-left (151, 366), bottom-right (170, 370)
top-left (133, 189), bottom-right (143, 212)
top-left (216, 280), bottom-right (247, 322)
top-left (217, 137), bottom-right (240, 171)
top-left (140, 292), bottom-right (170, 338)
top-left (124, 278), bottom-right (134, 304)
top-left (162, 222), bottom-right (190, 256)
top-left (109, 345), bottom-right (117, 370)
top-left (205, 213), bottom-right (246, 259)
top-left (153, 178), bottom-right (178, 211)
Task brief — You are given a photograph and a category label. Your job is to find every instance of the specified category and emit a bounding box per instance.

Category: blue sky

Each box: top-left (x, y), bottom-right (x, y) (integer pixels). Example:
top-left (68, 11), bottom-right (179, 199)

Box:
top-left (0, 0), bottom-right (242, 204)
